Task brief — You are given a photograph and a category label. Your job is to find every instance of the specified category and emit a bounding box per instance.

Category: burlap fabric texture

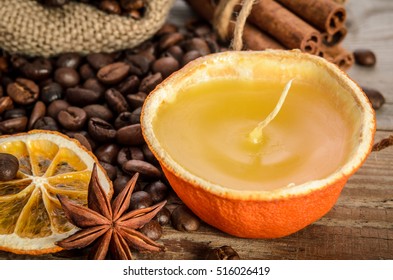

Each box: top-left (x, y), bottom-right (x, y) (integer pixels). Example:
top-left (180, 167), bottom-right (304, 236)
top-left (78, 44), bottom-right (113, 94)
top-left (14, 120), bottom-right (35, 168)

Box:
top-left (0, 0), bottom-right (175, 57)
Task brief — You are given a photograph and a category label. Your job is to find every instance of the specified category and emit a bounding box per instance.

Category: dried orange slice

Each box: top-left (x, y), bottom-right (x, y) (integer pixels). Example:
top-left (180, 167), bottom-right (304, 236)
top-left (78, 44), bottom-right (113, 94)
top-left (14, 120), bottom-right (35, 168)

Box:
top-left (0, 130), bottom-right (112, 255)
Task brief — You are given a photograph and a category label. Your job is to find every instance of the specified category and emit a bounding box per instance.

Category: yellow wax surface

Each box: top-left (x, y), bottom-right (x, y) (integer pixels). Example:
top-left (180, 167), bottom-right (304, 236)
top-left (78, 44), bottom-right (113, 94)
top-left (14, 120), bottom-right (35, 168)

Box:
top-left (154, 80), bottom-right (352, 191)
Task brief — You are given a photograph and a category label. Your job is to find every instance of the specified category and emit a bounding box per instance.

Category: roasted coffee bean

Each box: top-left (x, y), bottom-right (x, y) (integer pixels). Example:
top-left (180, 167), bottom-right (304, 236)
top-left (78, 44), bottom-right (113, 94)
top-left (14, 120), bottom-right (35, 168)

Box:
top-left (54, 67), bottom-right (80, 88)
top-left (41, 82), bottom-right (63, 104)
top-left (0, 153), bottom-right (19, 181)
top-left (21, 58), bottom-right (53, 81)
top-left (113, 174), bottom-right (132, 196)
top-left (0, 57), bottom-right (8, 73)
top-left (97, 62), bottom-right (130, 84)
top-left (155, 206), bottom-right (171, 226)
top-left (354, 49), bottom-right (376, 67)
top-left (139, 73), bottom-right (162, 93)
top-left (139, 220), bottom-right (162, 241)
top-left (33, 116), bottom-right (59, 131)
top-left (142, 144), bottom-right (158, 165)
top-left (73, 133), bottom-right (92, 151)
top-left (56, 53), bottom-right (81, 69)
top-left (83, 104), bottom-right (113, 122)
top-left (4, 108), bottom-right (26, 120)
top-left (114, 111), bottom-right (139, 129)
top-left (116, 75), bottom-right (140, 95)
top-left (163, 45), bottom-right (184, 62)
top-left (83, 78), bottom-right (106, 95)
top-left (40, 0), bottom-right (70, 7)
top-left (79, 63), bottom-right (96, 80)
top-left (28, 101), bottom-right (46, 129)
top-left (105, 88), bottom-right (129, 114)
top-left (99, 161), bottom-right (117, 180)
top-left (47, 99), bottom-right (70, 119)
top-left (117, 146), bottom-right (144, 166)
top-left (156, 23), bottom-right (178, 36)
top-left (126, 55), bottom-right (150, 76)
top-left (130, 191), bottom-right (153, 210)
top-left (120, 0), bottom-right (144, 10)
top-left (182, 50), bottom-right (202, 66)
top-left (362, 87), bottom-right (385, 110)
top-left (57, 106), bottom-right (87, 131)
top-left (144, 181), bottom-right (168, 203)
top-left (100, 0), bottom-right (121, 14)
top-left (0, 117), bottom-right (28, 133)
top-left (86, 53), bottom-right (114, 70)
top-left (159, 32), bottom-right (184, 51)
top-left (183, 38), bottom-right (211, 56)
top-left (7, 78), bottom-right (39, 105)
top-left (152, 56), bottom-right (180, 79)
top-left (171, 205), bottom-right (200, 232)
top-left (66, 87), bottom-right (102, 106)
top-left (126, 92), bottom-right (147, 109)
top-left (0, 96), bottom-right (14, 115)
top-left (122, 159), bottom-right (161, 178)
top-left (88, 117), bottom-right (116, 142)
top-left (95, 143), bottom-right (120, 164)
top-left (205, 246), bottom-right (240, 260)
top-left (116, 124), bottom-right (144, 145)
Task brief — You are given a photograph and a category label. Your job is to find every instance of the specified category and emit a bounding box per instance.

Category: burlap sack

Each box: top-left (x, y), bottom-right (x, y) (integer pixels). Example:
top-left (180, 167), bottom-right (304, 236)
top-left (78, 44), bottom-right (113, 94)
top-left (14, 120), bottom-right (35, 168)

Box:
top-left (0, 0), bottom-right (175, 57)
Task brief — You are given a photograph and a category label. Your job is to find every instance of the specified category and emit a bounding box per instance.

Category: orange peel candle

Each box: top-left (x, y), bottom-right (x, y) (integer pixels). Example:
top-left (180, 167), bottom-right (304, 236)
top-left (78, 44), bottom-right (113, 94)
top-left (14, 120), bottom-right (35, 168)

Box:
top-left (141, 50), bottom-right (376, 238)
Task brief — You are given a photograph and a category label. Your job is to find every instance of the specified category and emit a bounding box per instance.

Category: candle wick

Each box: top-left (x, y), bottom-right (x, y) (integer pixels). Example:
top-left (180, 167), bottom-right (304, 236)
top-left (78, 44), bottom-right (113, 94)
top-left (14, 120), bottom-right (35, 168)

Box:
top-left (249, 79), bottom-right (294, 144)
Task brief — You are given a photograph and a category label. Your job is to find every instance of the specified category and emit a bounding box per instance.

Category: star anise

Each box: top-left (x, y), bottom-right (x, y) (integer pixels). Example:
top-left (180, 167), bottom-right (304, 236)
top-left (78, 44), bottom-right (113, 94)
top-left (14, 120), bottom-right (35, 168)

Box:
top-left (56, 164), bottom-right (166, 260)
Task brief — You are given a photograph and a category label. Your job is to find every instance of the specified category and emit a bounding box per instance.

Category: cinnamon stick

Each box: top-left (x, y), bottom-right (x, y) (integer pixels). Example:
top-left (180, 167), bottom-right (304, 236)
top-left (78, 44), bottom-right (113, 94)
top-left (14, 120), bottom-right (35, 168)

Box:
top-left (185, 0), bottom-right (284, 50)
top-left (322, 26), bottom-right (347, 46)
top-left (322, 44), bottom-right (354, 70)
top-left (276, 0), bottom-right (346, 35)
top-left (245, 0), bottom-right (322, 54)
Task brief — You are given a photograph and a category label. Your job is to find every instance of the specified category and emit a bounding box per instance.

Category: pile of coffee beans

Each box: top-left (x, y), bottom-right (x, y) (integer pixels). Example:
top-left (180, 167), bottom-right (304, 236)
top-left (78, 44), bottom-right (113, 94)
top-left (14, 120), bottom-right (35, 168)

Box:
top-left (37, 0), bottom-right (146, 18)
top-left (0, 19), bottom-right (223, 242)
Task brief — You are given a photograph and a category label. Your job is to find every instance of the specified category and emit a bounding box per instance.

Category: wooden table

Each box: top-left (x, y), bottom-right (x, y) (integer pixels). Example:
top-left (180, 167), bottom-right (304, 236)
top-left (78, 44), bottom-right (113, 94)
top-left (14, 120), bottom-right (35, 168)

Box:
top-left (1, 0), bottom-right (392, 260)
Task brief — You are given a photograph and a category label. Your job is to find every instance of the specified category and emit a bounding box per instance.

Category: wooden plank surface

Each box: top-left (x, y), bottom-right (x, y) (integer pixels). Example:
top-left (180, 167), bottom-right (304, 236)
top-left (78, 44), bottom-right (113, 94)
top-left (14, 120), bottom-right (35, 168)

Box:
top-left (1, 0), bottom-right (393, 260)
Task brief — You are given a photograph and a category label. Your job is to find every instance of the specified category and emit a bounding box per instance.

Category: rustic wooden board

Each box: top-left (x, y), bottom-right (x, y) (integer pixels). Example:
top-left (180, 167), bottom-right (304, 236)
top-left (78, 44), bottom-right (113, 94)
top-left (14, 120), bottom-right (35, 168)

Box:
top-left (1, 0), bottom-right (392, 260)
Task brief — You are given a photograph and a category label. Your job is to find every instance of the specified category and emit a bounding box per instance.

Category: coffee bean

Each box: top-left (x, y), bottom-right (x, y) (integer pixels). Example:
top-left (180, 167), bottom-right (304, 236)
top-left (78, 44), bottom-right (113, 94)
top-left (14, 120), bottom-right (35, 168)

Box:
top-left (57, 106), bottom-right (87, 131)
top-left (116, 75), bottom-right (140, 95)
top-left (73, 133), bottom-right (92, 151)
top-left (4, 108), bottom-right (26, 120)
top-left (117, 146), bottom-right (144, 166)
top-left (114, 111), bottom-right (139, 129)
top-left (116, 124), bottom-right (145, 145)
top-left (144, 181), bottom-right (168, 203)
top-left (0, 96), bottom-right (14, 115)
top-left (83, 78), bottom-right (106, 95)
top-left (86, 53), bottom-right (114, 70)
top-left (56, 53), bottom-right (81, 69)
top-left (21, 58), bottom-right (53, 81)
top-left (139, 73), bottom-right (162, 93)
top-left (7, 78), bottom-right (39, 105)
top-left (105, 88), bottom-right (129, 114)
top-left (87, 117), bottom-right (116, 143)
top-left (156, 23), bottom-right (178, 36)
top-left (97, 62), bottom-right (130, 84)
top-left (99, 161), bottom-right (117, 180)
top-left (182, 50), bottom-right (202, 66)
top-left (139, 220), bottom-right (162, 241)
top-left (120, 0), bottom-right (145, 11)
top-left (130, 191), bottom-right (153, 210)
top-left (54, 67), bottom-right (80, 88)
top-left (0, 116), bottom-right (28, 133)
top-left (95, 143), bottom-right (120, 164)
top-left (152, 56), bottom-right (180, 79)
top-left (113, 174), bottom-right (132, 196)
top-left (354, 49), bottom-right (376, 67)
top-left (99, 0), bottom-right (121, 14)
top-left (142, 144), bottom-right (159, 165)
top-left (362, 87), bottom-right (385, 110)
top-left (126, 92), bottom-right (147, 109)
top-left (28, 101), bottom-right (46, 129)
top-left (33, 116), bottom-right (59, 131)
top-left (47, 99), bottom-right (70, 119)
top-left (0, 153), bottom-right (19, 181)
top-left (83, 104), bottom-right (113, 122)
top-left (163, 45), bottom-right (184, 62)
top-left (155, 206), bottom-right (171, 226)
top-left (205, 246), bottom-right (240, 260)
top-left (79, 63), bottom-right (96, 80)
top-left (66, 87), bottom-right (102, 106)
top-left (159, 32), bottom-right (184, 51)
top-left (183, 38), bottom-right (211, 56)
top-left (122, 159), bottom-right (161, 178)
top-left (171, 205), bottom-right (200, 232)
top-left (126, 55), bottom-right (150, 76)
top-left (41, 82), bottom-right (63, 104)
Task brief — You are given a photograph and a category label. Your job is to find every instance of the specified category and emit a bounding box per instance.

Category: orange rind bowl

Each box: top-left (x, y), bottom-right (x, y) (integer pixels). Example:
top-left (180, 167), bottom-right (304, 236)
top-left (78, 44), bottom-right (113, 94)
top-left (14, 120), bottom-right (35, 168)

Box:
top-left (141, 50), bottom-right (376, 238)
